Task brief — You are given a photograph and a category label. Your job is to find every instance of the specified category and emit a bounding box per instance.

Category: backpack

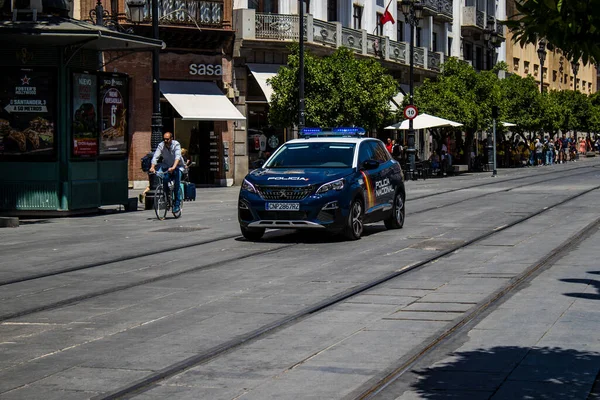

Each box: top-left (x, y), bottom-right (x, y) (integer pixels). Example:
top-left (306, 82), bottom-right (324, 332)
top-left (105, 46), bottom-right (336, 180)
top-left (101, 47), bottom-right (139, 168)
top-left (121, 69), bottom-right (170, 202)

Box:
top-left (141, 152), bottom-right (154, 172)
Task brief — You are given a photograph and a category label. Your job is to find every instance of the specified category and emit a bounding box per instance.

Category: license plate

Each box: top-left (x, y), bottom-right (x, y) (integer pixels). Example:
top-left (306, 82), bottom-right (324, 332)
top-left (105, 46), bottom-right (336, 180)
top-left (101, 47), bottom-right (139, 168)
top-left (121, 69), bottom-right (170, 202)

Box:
top-left (266, 202), bottom-right (300, 211)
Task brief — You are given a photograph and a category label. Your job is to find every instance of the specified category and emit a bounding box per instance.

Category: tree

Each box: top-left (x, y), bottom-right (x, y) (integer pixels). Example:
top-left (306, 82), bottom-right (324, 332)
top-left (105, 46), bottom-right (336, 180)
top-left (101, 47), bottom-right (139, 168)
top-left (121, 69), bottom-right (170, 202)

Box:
top-left (268, 46), bottom-right (398, 130)
top-left (413, 57), bottom-right (501, 166)
top-left (504, 0), bottom-right (600, 65)
top-left (499, 73), bottom-right (543, 140)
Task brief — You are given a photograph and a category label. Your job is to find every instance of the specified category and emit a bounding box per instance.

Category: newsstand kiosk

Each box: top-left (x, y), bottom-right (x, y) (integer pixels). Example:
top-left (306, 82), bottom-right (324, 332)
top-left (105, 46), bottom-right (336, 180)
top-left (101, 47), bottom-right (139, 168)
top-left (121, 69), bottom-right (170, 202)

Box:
top-left (0, 3), bottom-right (161, 214)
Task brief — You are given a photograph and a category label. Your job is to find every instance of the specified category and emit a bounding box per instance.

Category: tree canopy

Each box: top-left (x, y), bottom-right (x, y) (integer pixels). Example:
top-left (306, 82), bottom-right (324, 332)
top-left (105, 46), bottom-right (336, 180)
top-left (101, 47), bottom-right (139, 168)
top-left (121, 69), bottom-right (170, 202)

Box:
top-left (268, 46), bottom-right (398, 130)
top-left (504, 0), bottom-right (600, 65)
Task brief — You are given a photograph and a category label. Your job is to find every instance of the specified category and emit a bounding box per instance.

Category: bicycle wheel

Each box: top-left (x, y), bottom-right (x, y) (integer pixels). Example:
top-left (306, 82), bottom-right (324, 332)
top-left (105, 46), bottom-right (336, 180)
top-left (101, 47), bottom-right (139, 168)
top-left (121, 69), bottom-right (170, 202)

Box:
top-left (154, 185), bottom-right (168, 220)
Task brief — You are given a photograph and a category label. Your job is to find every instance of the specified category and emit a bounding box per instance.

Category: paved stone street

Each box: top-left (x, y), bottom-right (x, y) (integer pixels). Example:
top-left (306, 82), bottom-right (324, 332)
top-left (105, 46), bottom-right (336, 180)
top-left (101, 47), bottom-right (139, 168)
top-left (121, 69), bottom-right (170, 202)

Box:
top-left (1, 158), bottom-right (599, 400)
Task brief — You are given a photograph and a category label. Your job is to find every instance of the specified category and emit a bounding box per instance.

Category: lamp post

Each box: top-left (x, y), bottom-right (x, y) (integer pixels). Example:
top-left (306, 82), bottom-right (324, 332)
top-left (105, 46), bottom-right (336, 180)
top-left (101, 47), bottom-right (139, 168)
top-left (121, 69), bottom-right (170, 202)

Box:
top-left (298, 0), bottom-right (305, 132)
top-left (150, 0), bottom-right (163, 151)
top-left (401, 0), bottom-right (422, 175)
top-left (537, 39), bottom-right (546, 93)
top-left (483, 21), bottom-right (498, 173)
top-left (571, 60), bottom-right (579, 91)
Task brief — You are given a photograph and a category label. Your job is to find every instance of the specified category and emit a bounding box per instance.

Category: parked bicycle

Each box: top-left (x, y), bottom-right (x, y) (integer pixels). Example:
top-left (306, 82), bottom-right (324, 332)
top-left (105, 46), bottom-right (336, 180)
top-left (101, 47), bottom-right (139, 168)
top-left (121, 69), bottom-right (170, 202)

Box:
top-left (152, 169), bottom-right (182, 220)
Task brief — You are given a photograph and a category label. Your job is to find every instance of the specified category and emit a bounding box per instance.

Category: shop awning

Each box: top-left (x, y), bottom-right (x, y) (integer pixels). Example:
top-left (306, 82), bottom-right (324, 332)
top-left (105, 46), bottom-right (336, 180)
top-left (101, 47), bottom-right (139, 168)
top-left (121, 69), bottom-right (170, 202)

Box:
top-left (247, 64), bottom-right (281, 103)
top-left (160, 81), bottom-right (245, 121)
top-left (0, 17), bottom-right (164, 51)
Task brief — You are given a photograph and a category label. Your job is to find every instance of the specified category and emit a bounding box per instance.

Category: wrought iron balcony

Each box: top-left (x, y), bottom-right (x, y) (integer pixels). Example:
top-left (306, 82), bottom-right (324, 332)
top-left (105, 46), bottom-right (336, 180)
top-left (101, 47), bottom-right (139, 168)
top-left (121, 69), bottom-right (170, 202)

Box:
top-left (237, 10), bottom-right (444, 73)
top-left (125, 0), bottom-right (223, 27)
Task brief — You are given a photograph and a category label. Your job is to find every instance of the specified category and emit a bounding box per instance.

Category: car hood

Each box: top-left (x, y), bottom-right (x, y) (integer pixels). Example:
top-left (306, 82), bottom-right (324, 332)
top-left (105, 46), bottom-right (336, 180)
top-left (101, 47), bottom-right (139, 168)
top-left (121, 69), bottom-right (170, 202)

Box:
top-left (247, 168), bottom-right (353, 186)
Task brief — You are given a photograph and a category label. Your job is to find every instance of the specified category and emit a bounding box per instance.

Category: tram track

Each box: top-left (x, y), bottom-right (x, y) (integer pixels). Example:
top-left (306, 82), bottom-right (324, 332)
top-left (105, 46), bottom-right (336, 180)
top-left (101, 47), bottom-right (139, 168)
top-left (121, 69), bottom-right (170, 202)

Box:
top-left (354, 217), bottom-right (600, 400)
top-left (1, 164), bottom-right (594, 289)
top-left (2, 167), bottom-right (597, 326)
top-left (91, 183), bottom-right (600, 400)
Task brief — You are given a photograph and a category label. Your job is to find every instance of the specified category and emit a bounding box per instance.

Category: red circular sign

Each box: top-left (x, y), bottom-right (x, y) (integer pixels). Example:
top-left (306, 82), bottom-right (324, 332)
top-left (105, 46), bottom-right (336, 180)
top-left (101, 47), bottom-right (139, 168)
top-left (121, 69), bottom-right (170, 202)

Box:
top-left (403, 105), bottom-right (418, 120)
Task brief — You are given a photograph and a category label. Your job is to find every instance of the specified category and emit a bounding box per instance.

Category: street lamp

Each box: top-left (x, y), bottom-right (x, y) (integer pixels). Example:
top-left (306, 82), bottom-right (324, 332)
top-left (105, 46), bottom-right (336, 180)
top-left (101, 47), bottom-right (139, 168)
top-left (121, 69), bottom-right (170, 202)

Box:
top-left (150, 0), bottom-right (163, 151)
top-left (537, 39), bottom-right (547, 93)
top-left (400, 0), bottom-right (422, 176)
top-left (298, 0), bottom-right (305, 132)
top-left (571, 60), bottom-right (579, 91)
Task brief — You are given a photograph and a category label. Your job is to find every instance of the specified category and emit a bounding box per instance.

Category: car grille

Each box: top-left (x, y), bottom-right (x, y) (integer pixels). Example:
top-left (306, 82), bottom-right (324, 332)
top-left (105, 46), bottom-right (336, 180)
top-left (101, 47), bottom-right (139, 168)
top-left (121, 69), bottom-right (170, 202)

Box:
top-left (256, 185), bottom-right (314, 201)
top-left (258, 211), bottom-right (307, 220)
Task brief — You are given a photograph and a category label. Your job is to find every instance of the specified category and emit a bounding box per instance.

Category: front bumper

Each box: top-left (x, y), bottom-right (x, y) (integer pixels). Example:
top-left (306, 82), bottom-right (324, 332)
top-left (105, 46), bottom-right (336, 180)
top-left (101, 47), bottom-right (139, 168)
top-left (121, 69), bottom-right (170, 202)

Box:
top-left (238, 191), bottom-right (348, 231)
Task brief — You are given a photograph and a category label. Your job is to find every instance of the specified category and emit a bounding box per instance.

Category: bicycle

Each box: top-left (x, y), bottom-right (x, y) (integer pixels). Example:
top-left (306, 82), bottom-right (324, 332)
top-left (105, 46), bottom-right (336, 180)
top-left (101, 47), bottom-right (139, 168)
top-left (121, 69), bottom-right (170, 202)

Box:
top-left (153, 169), bottom-right (182, 220)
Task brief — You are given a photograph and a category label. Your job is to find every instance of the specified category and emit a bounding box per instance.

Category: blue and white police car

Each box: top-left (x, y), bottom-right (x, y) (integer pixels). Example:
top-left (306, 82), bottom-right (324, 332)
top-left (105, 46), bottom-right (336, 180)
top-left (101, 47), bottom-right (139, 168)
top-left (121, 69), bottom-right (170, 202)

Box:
top-left (238, 127), bottom-right (405, 240)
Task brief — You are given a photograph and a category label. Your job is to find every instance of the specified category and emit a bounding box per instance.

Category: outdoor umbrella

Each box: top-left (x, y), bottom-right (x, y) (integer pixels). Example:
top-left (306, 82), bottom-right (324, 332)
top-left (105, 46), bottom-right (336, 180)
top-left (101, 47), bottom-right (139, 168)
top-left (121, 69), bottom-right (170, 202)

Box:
top-left (385, 113), bottom-right (463, 130)
top-left (501, 121), bottom-right (517, 127)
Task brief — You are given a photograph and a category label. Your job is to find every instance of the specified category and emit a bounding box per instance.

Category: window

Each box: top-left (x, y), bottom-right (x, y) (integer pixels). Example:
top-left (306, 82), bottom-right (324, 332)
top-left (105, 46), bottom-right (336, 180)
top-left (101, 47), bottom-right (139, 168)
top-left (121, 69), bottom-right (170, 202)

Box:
top-left (513, 57), bottom-right (519, 72)
top-left (376, 0), bottom-right (384, 6)
top-left (376, 13), bottom-right (383, 35)
top-left (552, 70), bottom-right (557, 82)
top-left (353, 5), bottom-right (363, 29)
top-left (432, 32), bottom-right (437, 52)
top-left (248, 0), bottom-right (278, 13)
top-left (465, 0), bottom-right (475, 6)
top-left (358, 142), bottom-right (375, 165)
top-left (534, 64), bottom-right (539, 76)
top-left (464, 42), bottom-right (473, 60)
top-left (327, 0), bottom-right (337, 21)
top-left (475, 46), bottom-right (483, 70)
top-left (397, 19), bottom-right (404, 41)
top-left (542, 67), bottom-right (547, 80)
top-left (524, 61), bottom-right (529, 74)
top-left (447, 37), bottom-right (452, 57)
top-left (416, 27), bottom-right (422, 47)
top-left (372, 142), bottom-right (391, 162)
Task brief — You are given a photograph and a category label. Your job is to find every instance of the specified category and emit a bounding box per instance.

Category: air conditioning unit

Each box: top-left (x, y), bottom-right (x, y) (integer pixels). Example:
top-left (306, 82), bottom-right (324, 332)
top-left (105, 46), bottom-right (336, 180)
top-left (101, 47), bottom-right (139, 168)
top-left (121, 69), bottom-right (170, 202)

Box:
top-left (12, 0), bottom-right (43, 21)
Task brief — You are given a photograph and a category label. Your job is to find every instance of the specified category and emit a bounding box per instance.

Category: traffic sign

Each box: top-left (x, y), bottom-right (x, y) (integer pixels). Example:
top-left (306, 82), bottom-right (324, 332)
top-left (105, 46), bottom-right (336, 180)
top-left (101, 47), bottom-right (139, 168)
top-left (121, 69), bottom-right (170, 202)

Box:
top-left (403, 105), bottom-right (418, 120)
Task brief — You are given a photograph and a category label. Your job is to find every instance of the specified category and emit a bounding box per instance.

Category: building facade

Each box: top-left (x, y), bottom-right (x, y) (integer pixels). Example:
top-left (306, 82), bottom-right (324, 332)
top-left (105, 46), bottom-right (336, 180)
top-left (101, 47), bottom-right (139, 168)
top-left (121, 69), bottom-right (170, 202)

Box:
top-left (505, 0), bottom-right (597, 94)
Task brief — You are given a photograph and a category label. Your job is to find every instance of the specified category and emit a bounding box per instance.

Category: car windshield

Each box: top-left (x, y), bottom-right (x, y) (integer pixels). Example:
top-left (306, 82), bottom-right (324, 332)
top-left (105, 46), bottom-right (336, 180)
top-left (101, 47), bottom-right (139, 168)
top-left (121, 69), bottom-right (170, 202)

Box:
top-left (265, 142), bottom-right (356, 168)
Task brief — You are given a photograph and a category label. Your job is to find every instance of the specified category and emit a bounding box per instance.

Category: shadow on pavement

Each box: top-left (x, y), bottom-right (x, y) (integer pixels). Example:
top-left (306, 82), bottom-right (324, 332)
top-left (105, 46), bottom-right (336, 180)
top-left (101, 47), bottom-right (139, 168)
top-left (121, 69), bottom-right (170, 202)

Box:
top-left (234, 225), bottom-right (389, 244)
top-left (560, 274), bottom-right (600, 300)
top-left (409, 346), bottom-right (600, 399)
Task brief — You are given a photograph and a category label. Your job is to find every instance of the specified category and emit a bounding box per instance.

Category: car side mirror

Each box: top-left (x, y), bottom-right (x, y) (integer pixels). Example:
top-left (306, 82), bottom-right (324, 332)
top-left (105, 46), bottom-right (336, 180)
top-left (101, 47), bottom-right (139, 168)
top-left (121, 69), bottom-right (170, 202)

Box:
top-left (362, 159), bottom-right (379, 170)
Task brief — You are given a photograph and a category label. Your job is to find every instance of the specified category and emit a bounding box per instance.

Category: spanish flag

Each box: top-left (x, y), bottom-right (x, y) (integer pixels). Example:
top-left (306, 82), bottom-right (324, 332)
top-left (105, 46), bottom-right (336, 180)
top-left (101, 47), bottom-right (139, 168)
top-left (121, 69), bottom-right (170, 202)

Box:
top-left (380, 0), bottom-right (395, 25)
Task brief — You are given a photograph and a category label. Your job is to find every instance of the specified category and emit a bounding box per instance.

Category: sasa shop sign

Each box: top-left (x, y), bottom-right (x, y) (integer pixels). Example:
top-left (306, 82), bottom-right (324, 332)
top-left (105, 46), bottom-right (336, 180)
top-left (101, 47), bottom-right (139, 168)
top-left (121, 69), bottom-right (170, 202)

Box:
top-left (188, 63), bottom-right (222, 76)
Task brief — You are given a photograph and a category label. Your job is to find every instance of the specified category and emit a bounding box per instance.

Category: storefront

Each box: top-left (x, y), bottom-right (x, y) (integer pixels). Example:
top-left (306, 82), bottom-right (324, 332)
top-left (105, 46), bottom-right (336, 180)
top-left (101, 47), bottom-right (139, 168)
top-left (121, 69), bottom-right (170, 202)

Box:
top-left (0, 14), bottom-right (161, 213)
top-left (244, 63), bottom-right (286, 169)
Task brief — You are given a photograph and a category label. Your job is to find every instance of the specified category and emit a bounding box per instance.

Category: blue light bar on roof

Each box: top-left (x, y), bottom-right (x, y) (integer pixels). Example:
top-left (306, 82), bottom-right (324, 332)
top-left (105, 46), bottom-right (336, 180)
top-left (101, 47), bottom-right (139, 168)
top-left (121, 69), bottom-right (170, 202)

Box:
top-left (332, 127), bottom-right (366, 135)
top-left (300, 126), bottom-right (366, 138)
top-left (300, 127), bottom-right (323, 135)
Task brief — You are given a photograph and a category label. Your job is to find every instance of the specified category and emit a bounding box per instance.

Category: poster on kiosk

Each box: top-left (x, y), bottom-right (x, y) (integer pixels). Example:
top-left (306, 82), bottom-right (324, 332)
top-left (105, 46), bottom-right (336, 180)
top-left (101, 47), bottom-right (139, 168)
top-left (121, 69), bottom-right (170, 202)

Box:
top-left (98, 73), bottom-right (128, 156)
top-left (72, 72), bottom-right (98, 157)
top-left (0, 67), bottom-right (56, 157)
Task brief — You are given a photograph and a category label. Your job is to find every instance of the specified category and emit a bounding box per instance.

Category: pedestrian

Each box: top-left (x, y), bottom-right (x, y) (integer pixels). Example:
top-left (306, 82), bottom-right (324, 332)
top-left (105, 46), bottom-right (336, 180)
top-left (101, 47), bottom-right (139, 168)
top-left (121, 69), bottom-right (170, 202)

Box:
top-left (546, 139), bottom-right (554, 165)
top-left (391, 140), bottom-right (402, 162)
top-left (535, 138), bottom-right (543, 166)
top-left (579, 137), bottom-right (586, 155)
top-left (386, 138), bottom-right (393, 154)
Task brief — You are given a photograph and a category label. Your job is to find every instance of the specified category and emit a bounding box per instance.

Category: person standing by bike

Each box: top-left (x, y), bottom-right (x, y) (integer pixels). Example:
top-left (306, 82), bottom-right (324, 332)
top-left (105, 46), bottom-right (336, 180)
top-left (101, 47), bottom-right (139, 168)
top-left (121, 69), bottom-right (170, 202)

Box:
top-left (149, 132), bottom-right (184, 213)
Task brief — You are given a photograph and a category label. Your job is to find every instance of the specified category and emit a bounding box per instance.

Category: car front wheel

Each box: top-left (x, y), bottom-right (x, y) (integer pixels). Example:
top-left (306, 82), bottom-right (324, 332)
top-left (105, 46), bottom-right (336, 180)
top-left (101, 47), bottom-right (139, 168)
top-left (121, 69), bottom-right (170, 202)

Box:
top-left (384, 191), bottom-right (405, 229)
top-left (240, 226), bottom-right (265, 241)
top-left (343, 198), bottom-right (364, 240)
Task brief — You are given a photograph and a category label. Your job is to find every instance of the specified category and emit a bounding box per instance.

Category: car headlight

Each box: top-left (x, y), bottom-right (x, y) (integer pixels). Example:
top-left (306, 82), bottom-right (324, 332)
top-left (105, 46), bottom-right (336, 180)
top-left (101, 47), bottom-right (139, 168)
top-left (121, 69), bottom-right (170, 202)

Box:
top-left (241, 179), bottom-right (257, 194)
top-left (316, 178), bottom-right (345, 194)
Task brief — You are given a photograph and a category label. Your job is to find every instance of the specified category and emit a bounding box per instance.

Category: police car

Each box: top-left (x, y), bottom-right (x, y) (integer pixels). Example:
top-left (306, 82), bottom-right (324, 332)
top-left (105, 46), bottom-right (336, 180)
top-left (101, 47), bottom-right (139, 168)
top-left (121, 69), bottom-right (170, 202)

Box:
top-left (238, 127), bottom-right (405, 240)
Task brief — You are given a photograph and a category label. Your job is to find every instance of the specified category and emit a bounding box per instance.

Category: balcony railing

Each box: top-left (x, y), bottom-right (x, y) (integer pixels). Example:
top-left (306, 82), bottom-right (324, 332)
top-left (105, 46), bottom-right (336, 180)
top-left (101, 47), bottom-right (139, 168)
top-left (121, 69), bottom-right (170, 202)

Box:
top-left (127, 0), bottom-right (223, 27)
top-left (235, 10), bottom-right (445, 73)
top-left (421, 0), bottom-right (453, 20)
top-left (255, 13), bottom-right (299, 40)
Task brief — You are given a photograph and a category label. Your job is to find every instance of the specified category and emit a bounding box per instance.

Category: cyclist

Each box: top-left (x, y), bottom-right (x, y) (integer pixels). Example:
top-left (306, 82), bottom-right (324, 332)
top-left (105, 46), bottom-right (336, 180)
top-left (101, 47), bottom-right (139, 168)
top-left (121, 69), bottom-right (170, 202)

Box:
top-left (149, 132), bottom-right (184, 213)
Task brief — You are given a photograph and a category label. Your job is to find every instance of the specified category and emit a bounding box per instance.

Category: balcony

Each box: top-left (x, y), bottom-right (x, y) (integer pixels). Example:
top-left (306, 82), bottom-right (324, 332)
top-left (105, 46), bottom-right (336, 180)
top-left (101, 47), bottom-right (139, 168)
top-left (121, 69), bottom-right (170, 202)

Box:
top-left (462, 6), bottom-right (485, 29)
top-left (235, 10), bottom-right (444, 73)
top-left (126, 0), bottom-right (224, 27)
top-left (421, 0), bottom-right (453, 21)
